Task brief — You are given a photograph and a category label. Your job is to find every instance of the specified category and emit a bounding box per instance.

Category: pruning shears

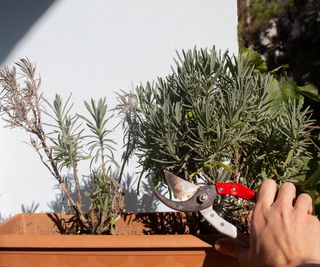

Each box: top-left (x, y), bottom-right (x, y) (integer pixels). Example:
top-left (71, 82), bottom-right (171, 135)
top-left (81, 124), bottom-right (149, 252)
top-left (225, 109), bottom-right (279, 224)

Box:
top-left (154, 170), bottom-right (255, 238)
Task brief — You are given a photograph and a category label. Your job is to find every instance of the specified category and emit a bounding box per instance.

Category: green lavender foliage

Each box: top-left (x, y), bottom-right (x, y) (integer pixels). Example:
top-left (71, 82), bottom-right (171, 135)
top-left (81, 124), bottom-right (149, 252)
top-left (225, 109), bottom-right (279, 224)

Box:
top-left (48, 96), bottom-right (122, 234)
top-left (80, 98), bottom-right (121, 234)
top-left (117, 47), bottom-right (314, 231)
top-left (243, 48), bottom-right (320, 217)
top-left (0, 58), bottom-right (122, 234)
top-left (118, 47), bottom-right (313, 191)
top-left (45, 94), bottom-right (85, 170)
top-left (87, 170), bottom-right (121, 234)
top-left (79, 98), bottom-right (118, 171)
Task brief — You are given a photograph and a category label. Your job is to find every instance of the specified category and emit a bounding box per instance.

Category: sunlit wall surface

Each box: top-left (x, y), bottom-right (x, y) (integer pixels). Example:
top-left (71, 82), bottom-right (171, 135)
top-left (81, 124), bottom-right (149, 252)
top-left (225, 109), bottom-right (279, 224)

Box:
top-left (0, 0), bottom-right (237, 218)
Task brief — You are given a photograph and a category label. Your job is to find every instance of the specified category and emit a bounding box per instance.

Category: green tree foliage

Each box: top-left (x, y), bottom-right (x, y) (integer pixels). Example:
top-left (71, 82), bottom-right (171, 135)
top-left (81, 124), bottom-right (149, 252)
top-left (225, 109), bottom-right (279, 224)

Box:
top-left (239, 0), bottom-right (320, 215)
top-left (238, 0), bottom-right (320, 120)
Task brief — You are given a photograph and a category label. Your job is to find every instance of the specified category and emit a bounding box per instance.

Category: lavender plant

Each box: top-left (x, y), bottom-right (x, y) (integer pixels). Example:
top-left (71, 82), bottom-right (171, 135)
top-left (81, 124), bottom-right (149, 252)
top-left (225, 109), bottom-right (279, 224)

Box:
top-left (117, 48), bottom-right (314, 231)
top-left (0, 59), bottom-right (122, 234)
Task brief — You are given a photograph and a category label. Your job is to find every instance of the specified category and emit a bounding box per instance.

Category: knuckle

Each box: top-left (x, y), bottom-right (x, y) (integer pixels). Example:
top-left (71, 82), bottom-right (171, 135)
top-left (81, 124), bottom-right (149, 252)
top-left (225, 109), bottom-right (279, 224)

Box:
top-left (272, 201), bottom-right (288, 215)
top-left (252, 205), bottom-right (269, 226)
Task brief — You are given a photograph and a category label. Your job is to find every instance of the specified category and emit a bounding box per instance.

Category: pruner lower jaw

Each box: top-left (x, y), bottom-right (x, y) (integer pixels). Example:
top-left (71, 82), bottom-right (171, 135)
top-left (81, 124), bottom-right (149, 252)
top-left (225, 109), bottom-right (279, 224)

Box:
top-left (154, 170), bottom-right (217, 212)
top-left (154, 170), bottom-right (256, 239)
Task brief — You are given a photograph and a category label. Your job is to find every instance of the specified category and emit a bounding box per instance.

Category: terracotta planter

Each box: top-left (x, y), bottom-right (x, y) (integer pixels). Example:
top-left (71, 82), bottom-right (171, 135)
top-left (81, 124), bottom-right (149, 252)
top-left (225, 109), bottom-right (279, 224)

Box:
top-left (0, 213), bottom-right (238, 267)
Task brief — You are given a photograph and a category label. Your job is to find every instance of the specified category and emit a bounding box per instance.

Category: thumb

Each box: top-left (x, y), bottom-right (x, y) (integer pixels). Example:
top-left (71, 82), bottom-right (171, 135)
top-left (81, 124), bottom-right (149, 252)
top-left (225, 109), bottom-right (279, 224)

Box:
top-left (214, 238), bottom-right (248, 259)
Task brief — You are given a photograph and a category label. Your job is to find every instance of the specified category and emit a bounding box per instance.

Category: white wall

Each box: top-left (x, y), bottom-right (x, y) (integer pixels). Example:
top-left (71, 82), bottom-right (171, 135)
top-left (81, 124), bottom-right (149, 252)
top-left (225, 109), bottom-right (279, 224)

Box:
top-left (0, 0), bottom-right (238, 218)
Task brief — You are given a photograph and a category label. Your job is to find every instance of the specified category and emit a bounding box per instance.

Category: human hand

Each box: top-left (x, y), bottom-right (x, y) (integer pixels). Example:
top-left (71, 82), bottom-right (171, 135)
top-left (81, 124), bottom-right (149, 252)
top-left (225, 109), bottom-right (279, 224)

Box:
top-left (214, 179), bottom-right (320, 267)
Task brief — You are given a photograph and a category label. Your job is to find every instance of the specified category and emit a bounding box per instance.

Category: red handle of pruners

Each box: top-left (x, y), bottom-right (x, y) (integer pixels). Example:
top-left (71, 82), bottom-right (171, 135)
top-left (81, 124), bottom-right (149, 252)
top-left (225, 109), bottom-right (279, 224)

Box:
top-left (215, 182), bottom-right (256, 201)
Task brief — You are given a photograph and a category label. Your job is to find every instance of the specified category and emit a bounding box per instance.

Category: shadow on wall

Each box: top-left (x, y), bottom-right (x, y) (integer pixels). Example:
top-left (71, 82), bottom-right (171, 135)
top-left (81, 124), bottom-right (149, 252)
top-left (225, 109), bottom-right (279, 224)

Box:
top-left (122, 173), bottom-right (159, 212)
top-left (48, 174), bottom-right (92, 214)
top-left (0, 0), bottom-right (55, 65)
top-left (48, 173), bottom-right (159, 213)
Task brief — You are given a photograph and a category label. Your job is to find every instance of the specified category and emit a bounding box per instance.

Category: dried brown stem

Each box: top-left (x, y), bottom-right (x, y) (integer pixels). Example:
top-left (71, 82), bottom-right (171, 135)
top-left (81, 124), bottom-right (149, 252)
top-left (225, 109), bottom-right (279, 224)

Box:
top-left (36, 130), bottom-right (89, 229)
top-left (305, 125), bottom-right (320, 129)
top-left (73, 167), bottom-right (82, 204)
top-left (0, 59), bottom-right (90, 231)
top-left (307, 136), bottom-right (320, 152)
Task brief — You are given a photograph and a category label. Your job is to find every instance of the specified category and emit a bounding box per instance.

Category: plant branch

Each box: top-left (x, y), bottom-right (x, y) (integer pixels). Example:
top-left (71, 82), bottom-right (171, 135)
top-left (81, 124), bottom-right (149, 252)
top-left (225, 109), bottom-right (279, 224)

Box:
top-left (73, 166), bottom-right (82, 204)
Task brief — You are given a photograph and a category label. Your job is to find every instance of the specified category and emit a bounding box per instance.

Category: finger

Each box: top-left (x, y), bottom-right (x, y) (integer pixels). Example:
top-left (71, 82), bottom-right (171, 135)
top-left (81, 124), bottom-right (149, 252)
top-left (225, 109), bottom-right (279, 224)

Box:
top-left (274, 182), bottom-right (296, 208)
top-left (256, 179), bottom-right (278, 207)
top-left (214, 238), bottom-right (248, 259)
top-left (294, 193), bottom-right (313, 214)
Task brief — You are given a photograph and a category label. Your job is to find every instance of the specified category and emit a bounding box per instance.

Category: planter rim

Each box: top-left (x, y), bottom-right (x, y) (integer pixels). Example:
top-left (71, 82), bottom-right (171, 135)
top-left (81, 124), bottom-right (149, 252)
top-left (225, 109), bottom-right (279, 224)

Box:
top-left (0, 213), bottom-right (219, 250)
top-left (0, 213), bottom-right (240, 267)
top-left (0, 234), bottom-right (215, 249)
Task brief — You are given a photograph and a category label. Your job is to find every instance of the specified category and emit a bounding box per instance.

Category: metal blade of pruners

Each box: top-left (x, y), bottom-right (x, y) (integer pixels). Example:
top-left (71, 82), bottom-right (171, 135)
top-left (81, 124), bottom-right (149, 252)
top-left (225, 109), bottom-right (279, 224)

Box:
top-left (154, 170), bottom-right (239, 238)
